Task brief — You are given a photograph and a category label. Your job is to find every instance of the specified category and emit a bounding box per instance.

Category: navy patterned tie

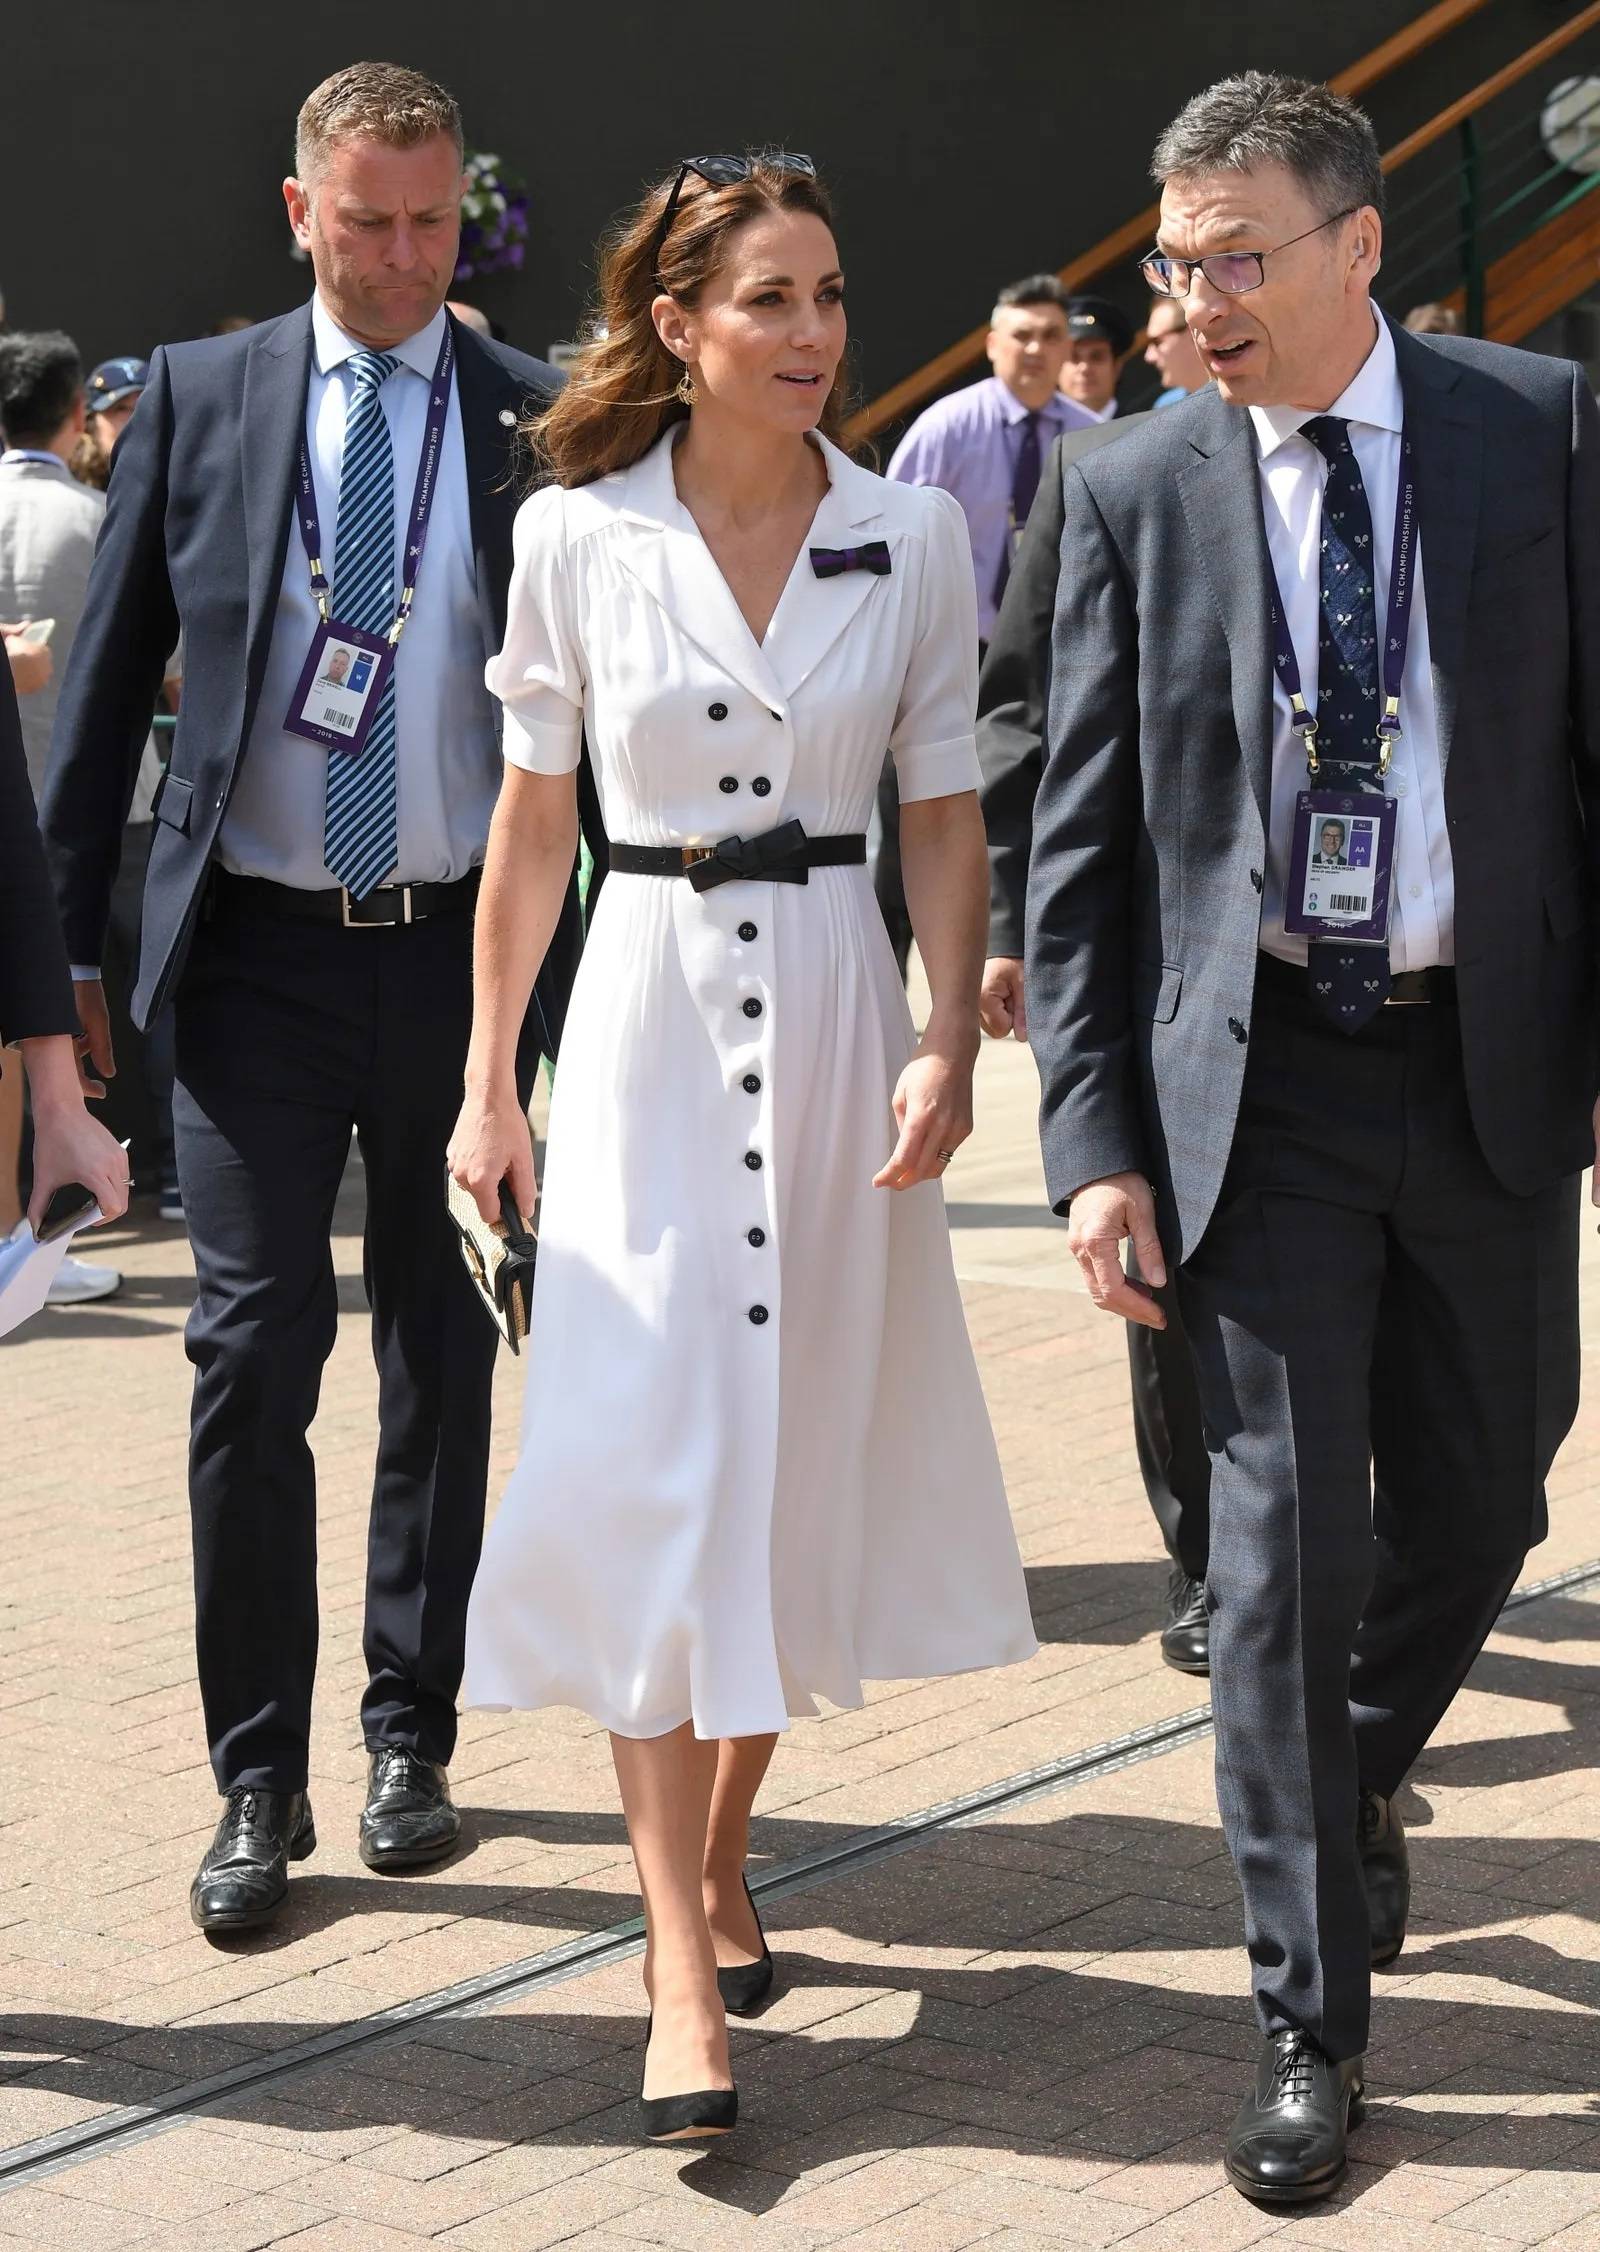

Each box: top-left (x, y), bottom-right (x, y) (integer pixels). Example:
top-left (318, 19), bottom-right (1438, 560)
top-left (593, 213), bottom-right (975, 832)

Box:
top-left (1301, 414), bottom-right (1390, 1030)
top-left (994, 410), bottom-right (1041, 608)
top-left (323, 349), bottom-right (400, 900)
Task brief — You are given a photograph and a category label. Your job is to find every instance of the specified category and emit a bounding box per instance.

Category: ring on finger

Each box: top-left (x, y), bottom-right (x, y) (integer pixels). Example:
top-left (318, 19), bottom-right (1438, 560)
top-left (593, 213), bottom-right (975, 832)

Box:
top-left (936, 1147), bottom-right (956, 1166)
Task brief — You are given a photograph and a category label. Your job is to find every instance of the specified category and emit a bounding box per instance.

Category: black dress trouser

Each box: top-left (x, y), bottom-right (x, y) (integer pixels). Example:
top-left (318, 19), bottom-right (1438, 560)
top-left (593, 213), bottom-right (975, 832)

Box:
top-left (172, 892), bottom-right (539, 1794)
top-left (1176, 964), bottom-right (1581, 2063)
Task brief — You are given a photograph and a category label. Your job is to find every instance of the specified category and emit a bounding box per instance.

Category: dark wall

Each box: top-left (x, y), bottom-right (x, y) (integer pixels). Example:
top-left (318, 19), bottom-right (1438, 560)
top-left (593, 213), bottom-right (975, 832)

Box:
top-left (0, 0), bottom-right (1572, 401)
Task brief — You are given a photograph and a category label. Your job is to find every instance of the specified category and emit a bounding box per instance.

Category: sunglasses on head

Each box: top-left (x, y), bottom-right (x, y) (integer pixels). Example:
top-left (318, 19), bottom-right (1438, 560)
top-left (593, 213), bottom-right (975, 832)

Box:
top-left (651, 151), bottom-right (818, 290)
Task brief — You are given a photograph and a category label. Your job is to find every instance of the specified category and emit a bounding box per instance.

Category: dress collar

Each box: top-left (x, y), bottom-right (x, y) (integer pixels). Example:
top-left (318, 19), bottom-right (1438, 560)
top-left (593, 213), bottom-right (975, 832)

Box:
top-left (1248, 307), bottom-right (1401, 461)
top-left (311, 295), bottom-right (447, 382)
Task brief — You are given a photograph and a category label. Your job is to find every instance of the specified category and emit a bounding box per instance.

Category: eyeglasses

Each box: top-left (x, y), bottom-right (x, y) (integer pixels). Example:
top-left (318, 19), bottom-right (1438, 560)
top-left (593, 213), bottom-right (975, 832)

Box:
top-left (651, 151), bottom-right (817, 289)
top-left (1139, 207), bottom-right (1360, 298)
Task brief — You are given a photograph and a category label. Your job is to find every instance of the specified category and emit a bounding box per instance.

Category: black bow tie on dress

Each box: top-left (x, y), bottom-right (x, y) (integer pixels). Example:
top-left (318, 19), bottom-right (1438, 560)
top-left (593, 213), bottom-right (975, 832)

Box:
top-left (809, 541), bottom-right (891, 580)
top-left (687, 819), bottom-right (812, 894)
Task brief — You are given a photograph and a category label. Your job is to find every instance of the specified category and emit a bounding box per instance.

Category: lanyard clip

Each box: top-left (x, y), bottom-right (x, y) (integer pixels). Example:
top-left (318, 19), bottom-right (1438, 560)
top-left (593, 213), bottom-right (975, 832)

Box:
top-left (1376, 694), bottom-right (1402, 777)
top-left (1290, 696), bottom-right (1319, 776)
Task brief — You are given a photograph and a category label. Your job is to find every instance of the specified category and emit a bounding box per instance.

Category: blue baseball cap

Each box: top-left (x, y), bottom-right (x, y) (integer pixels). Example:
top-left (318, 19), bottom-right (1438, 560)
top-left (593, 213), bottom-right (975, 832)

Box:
top-left (85, 357), bottom-right (149, 413)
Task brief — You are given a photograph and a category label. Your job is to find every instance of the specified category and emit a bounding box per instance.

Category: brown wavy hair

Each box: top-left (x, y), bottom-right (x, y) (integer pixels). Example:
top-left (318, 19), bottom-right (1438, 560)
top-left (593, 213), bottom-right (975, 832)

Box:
top-left (528, 153), bottom-right (852, 489)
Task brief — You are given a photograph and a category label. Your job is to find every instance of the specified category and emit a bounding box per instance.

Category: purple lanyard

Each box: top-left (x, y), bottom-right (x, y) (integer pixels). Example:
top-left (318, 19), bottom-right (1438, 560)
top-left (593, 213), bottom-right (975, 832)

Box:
top-left (1267, 429), bottom-right (1419, 779)
top-left (295, 322), bottom-right (455, 643)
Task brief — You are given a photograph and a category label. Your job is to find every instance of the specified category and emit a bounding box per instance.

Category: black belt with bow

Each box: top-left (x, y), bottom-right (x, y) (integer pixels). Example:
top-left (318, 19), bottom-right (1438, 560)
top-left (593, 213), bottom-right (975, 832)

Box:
top-left (611, 819), bottom-right (867, 894)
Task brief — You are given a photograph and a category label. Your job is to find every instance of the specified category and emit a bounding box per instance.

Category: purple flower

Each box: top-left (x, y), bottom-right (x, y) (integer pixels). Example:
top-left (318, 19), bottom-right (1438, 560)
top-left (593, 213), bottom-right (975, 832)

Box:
top-left (507, 242), bottom-right (525, 268)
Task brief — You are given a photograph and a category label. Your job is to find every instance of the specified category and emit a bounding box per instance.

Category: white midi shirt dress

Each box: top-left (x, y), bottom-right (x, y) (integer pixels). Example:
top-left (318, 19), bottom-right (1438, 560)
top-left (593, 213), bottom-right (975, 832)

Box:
top-left (462, 428), bottom-right (1038, 1740)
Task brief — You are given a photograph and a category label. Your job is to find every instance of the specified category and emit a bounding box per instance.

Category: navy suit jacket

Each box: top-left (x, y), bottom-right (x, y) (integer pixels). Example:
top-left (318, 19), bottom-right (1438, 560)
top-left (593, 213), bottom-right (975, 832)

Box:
top-left (40, 303), bottom-right (595, 1044)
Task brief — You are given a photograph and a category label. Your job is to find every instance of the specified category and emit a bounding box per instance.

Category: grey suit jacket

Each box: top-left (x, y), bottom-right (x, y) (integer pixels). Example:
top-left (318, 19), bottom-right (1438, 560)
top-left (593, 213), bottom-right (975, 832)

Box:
top-left (1025, 319), bottom-right (1600, 1261)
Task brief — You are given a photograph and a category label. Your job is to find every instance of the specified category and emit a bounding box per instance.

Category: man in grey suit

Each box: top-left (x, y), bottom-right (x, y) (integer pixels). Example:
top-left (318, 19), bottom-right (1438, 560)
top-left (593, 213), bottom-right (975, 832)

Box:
top-left (1027, 73), bottom-right (1597, 2203)
top-left (979, 411), bottom-right (1216, 1679)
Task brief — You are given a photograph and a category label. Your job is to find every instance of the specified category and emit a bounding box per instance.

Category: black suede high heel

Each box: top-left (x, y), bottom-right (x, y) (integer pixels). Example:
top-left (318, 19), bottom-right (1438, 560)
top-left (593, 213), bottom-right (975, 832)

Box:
top-left (716, 1874), bottom-right (775, 2016)
top-left (638, 2014), bottom-right (739, 2143)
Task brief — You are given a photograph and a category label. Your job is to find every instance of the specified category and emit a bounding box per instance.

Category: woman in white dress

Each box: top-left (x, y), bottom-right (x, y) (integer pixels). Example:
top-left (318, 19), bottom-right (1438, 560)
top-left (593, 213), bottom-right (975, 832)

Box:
top-left (449, 152), bottom-right (1036, 2139)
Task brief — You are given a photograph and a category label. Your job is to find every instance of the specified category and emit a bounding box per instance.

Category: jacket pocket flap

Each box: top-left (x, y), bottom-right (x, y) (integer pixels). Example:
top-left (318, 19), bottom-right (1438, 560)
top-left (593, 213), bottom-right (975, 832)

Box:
top-left (1132, 960), bottom-right (1183, 1023)
top-left (153, 772), bottom-right (193, 834)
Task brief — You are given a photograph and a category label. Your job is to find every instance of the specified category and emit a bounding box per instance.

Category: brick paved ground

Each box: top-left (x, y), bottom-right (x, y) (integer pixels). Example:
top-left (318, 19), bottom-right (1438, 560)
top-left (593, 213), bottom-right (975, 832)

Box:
top-left (2, 1014), bottom-right (1598, 2248)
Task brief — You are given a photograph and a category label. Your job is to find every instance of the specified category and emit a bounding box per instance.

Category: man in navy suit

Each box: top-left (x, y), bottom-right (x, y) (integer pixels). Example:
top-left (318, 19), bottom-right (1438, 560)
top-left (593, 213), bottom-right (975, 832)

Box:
top-left (42, 62), bottom-right (592, 1932)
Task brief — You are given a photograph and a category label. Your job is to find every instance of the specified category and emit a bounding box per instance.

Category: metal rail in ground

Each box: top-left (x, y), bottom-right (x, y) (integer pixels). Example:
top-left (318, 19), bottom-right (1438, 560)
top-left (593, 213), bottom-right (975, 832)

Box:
top-left (3, 1554), bottom-right (1596, 2191)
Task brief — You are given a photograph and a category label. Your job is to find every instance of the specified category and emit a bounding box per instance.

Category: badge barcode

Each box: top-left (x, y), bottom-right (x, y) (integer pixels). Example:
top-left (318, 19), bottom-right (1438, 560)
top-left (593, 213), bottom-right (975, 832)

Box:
top-left (1329, 893), bottom-right (1363, 912)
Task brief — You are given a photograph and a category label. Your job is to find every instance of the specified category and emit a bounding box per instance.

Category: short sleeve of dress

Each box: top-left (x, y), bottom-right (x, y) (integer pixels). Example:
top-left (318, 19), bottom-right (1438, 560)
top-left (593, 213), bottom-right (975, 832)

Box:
top-left (887, 485), bottom-right (982, 803)
top-left (486, 484), bottom-right (585, 775)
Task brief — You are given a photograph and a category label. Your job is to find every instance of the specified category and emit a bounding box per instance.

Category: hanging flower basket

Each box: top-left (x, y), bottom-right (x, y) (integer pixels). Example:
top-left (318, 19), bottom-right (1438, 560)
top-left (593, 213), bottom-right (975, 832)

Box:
top-left (457, 151), bottom-right (529, 280)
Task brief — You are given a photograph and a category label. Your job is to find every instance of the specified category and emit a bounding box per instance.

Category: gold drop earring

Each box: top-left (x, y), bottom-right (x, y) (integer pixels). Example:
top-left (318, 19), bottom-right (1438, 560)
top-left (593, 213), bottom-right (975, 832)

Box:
top-left (675, 364), bottom-right (697, 407)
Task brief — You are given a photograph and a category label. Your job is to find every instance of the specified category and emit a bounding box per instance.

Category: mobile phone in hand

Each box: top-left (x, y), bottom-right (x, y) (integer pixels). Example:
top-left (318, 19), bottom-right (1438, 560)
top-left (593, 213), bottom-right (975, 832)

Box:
top-left (36, 1183), bottom-right (101, 1243)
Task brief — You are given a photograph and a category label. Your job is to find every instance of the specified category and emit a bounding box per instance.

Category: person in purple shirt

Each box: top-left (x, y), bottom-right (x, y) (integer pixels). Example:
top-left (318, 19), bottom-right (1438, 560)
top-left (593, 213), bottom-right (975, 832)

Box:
top-left (872, 279), bottom-right (1087, 976)
top-left (888, 275), bottom-right (1091, 646)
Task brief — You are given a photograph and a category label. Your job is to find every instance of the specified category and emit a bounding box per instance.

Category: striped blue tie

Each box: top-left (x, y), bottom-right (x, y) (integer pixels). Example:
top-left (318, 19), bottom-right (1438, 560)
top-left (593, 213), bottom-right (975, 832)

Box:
top-left (323, 349), bottom-right (401, 899)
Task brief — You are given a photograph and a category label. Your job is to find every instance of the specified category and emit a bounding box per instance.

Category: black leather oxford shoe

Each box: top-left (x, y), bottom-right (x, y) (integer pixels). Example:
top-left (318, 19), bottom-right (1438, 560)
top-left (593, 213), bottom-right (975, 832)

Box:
top-left (1225, 2030), bottom-right (1365, 2205)
top-left (190, 1787), bottom-right (316, 1935)
top-left (1160, 1568), bottom-right (1211, 1676)
top-left (358, 1747), bottom-right (461, 1870)
top-left (1359, 1786), bottom-right (1410, 1968)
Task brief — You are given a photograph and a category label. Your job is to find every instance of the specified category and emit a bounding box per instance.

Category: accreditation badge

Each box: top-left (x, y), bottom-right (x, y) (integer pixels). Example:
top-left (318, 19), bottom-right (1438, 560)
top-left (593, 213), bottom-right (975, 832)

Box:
top-left (283, 621), bottom-right (393, 757)
top-left (1283, 788), bottom-right (1397, 945)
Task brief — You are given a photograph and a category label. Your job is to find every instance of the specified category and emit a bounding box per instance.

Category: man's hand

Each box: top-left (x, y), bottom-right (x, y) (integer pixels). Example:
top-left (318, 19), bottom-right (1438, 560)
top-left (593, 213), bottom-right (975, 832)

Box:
top-left (1065, 1170), bottom-right (1167, 1328)
top-left (2, 623), bottom-right (52, 698)
top-left (73, 977), bottom-right (116, 1098)
top-left (980, 956), bottom-right (1028, 1042)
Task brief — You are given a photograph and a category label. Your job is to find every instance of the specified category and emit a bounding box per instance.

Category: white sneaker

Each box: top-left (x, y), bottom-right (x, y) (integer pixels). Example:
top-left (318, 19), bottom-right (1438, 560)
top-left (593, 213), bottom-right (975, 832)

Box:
top-left (46, 1254), bottom-right (123, 1306)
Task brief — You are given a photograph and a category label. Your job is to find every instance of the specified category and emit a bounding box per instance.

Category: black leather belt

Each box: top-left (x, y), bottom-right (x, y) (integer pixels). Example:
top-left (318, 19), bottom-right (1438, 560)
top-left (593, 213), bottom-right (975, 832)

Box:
top-left (1256, 952), bottom-right (1456, 1007)
top-left (210, 866), bottom-right (481, 928)
top-left (611, 819), bottom-right (866, 895)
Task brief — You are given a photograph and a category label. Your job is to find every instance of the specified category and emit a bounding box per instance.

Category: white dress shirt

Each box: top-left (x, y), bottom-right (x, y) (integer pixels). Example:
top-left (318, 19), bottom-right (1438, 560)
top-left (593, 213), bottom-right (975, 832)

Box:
top-left (1251, 311), bottom-right (1454, 971)
top-left (219, 297), bottom-right (499, 889)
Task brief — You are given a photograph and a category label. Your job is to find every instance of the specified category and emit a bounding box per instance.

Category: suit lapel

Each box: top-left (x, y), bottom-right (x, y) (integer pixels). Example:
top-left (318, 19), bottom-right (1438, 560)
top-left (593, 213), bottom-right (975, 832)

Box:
top-left (453, 318), bottom-right (534, 657)
top-left (1393, 323), bottom-right (1478, 785)
top-left (241, 303), bottom-right (314, 709)
top-left (1176, 396), bottom-right (1276, 828)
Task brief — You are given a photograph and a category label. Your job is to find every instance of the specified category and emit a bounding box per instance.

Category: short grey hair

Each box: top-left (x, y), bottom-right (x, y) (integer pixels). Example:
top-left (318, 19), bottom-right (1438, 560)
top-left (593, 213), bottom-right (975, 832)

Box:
top-left (1151, 72), bottom-right (1385, 221)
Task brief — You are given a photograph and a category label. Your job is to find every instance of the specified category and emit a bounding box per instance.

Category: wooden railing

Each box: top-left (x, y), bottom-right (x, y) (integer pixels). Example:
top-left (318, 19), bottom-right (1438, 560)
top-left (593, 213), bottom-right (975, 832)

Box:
top-left (845, 0), bottom-right (1571, 442)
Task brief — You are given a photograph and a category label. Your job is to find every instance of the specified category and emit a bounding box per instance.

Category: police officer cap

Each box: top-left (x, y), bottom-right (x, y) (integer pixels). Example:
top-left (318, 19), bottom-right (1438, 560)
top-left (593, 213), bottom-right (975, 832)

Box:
top-left (84, 357), bottom-right (150, 413)
top-left (1063, 297), bottom-right (1134, 358)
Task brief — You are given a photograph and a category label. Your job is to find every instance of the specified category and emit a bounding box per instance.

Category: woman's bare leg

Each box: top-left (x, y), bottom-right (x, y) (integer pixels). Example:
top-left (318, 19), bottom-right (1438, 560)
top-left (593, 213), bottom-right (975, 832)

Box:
top-left (704, 1732), bottom-right (778, 1967)
top-left (610, 1724), bottom-right (731, 2098)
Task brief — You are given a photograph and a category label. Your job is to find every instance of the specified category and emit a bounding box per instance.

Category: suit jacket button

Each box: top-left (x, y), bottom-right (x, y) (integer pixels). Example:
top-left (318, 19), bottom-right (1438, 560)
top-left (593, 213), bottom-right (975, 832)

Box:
top-left (1250, 868), bottom-right (1264, 893)
top-left (1228, 1016), bottom-right (1248, 1043)
top-left (769, 710), bottom-right (783, 722)
top-left (719, 776), bottom-right (739, 794)
top-left (742, 1073), bottom-right (761, 1093)
top-left (744, 1150), bottom-right (763, 1170)
top-left (709, 702), bottom-right (728, 722)
top-left (748, 1304), bottom-right (769, 1324)
top-left (751, 776), bottom-right (772, 797)
top-left (742, 997), bottom-right (762, 1018)
top-left (738, 921), bottom-right (758, 941)
top-left (747, 1226), bottom-right (766, 1246)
